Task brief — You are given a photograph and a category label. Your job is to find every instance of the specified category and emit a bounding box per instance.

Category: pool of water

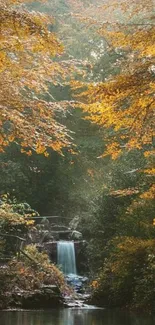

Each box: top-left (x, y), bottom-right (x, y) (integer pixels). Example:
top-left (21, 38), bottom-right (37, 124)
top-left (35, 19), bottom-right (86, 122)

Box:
top-left (0, 308), bottom-right (155, 325)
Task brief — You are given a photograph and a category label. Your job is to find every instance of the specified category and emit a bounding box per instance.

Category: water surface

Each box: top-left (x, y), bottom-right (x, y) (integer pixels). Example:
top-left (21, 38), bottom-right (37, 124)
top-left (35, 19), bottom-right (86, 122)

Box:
top-left (0, 308), bottom-right (155, 325)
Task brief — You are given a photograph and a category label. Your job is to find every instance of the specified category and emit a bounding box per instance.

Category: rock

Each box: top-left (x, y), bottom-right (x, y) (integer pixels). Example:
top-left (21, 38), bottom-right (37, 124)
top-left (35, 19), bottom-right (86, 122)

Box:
top-left (40, 218), bottom-right (50, 229)
top-left (10, 287), bottom-right (64, 309)
top-left (51, 225), bottom-right (70, 231)
top-left (69, 216), bottom-right (80, 230)
top-left (50, 229), bottom-right (72, 241)
top-left (74, 240), bottom-right (89, 274)
top-left (70, 231), bottom-right (82, 240)
top-left (41, 231), bottom-right (54, 243)
top-left (64, 292), bottom-right (93, 309)
top-left (41, 284), bottom-right (61, 295)
top-left (41, 241), bottom-right (57, 263)
top-left (65, 274), bottom-right (88, 293)
top-left (28, 228), bottom-right (54, 244)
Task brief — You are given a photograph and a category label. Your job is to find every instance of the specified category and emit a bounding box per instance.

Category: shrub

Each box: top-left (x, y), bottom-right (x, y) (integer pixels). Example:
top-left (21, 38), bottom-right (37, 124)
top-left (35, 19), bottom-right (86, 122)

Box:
top-left (91, 237), bottom-right (155, 311)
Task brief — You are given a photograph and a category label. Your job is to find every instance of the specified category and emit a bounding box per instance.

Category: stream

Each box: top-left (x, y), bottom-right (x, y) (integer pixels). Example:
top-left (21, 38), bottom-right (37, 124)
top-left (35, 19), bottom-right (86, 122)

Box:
top-left (0, 309), bottom-right (155, 325)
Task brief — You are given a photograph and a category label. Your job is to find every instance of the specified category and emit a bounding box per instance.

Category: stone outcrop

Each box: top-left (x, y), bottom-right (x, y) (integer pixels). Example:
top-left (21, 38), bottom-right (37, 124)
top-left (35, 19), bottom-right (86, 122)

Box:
top-left (29, 216), bottom-right (88, 275)
top-left (69, 230), bottom-right (82, 240)
top-left (9, 285), bottom-right (64, 309)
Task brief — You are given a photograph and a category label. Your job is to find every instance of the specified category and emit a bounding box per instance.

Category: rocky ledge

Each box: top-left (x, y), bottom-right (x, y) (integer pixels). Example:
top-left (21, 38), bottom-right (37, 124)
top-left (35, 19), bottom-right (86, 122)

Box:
top-left (2, 285), bottom-right (64, 310)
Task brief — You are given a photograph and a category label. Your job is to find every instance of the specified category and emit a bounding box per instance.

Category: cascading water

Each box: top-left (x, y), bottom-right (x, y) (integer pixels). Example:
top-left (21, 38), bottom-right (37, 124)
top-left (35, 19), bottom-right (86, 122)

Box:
top-left (57, 241), bottom-right (77, 275)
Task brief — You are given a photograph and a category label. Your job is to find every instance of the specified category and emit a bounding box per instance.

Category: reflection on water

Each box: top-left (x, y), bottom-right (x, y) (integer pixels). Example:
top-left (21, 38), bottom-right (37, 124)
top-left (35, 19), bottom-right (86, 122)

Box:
top-left (0, 309), bottom-right (155, 325)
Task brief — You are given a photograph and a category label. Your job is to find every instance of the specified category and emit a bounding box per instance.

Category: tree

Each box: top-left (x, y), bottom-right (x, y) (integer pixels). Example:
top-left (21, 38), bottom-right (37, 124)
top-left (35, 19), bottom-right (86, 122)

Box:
top-left (73, 0), bottom-right (154, 152)
top-left (0, 0), bottom-right (73, 155)
top-left (91, 237), bottom-right (155, 312)
top-left (72, 0), bottom-right (154, 202)
top-left (0, 108), bottom-right (106, 218)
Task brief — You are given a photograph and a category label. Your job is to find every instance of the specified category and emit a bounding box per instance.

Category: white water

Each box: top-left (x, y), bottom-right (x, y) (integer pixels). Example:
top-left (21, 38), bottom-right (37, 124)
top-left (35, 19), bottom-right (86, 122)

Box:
top-left (57, 241), bottom-right (77, 275)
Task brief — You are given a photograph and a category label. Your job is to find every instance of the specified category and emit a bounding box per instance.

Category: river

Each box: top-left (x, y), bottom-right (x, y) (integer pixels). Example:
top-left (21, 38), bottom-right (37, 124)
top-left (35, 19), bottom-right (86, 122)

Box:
top-left (0, 308), bottom-right (155, 325)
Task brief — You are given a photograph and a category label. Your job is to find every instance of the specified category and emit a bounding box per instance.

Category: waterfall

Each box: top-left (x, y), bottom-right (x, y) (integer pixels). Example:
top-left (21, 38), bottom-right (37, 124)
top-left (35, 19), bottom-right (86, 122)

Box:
top-left (57, 241), bottom-right (77, 275)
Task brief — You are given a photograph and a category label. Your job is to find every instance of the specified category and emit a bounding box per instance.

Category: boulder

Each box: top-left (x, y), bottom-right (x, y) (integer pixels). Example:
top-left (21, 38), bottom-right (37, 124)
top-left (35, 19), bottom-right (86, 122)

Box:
top-left (69, 216), bottom-right (80, 230)
top-left (70, 231), bottom-right (82, 240)
top-left (10, 286), bottom-right (64, 309)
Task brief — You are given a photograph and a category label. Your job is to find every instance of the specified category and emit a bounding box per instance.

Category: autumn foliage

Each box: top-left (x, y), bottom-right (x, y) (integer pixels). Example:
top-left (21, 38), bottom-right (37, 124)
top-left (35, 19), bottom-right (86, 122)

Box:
top-left (91, 237), bottom-right (155, 311)
top-left (71, 0), bottom-right (154, 203)
top-left (72, 0), bottom-right (154, 157)
top-left (0, 0), bottom-right (73, 155)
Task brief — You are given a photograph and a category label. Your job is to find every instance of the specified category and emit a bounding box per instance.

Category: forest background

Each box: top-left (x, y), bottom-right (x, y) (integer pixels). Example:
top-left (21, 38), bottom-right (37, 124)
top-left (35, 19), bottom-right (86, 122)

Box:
top-left (0, 0), bottom-right (155, 312)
